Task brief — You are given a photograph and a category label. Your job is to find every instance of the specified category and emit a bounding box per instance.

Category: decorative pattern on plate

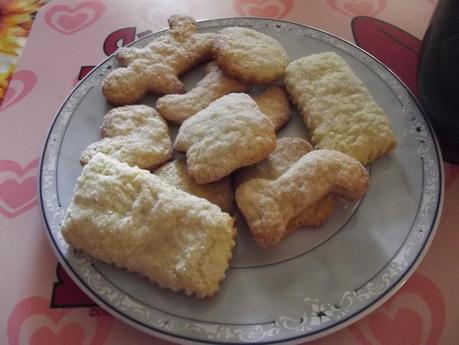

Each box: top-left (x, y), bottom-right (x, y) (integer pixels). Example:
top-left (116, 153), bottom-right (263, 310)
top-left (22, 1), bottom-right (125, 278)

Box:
top-left (39, 18), bottom-right (442, 344)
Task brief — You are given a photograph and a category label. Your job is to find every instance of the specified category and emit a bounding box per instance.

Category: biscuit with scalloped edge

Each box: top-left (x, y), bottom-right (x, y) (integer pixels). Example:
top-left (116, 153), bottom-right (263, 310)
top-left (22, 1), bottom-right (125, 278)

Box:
top-left (175, 93), bottom-right (276, 184)
top-left (213, 27), bottom-right (289, 84)
top-left (102, 15), bottom-right (216, 105)
top-left (80, 105), bottom-right (172, 169)
top-left (62, 153), bottom-right (236, 298)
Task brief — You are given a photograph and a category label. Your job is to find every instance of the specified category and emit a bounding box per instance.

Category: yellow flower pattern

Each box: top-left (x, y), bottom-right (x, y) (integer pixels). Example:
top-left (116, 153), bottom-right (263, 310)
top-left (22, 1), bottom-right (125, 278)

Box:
top-left (0, 0), bottom-right (45, 102)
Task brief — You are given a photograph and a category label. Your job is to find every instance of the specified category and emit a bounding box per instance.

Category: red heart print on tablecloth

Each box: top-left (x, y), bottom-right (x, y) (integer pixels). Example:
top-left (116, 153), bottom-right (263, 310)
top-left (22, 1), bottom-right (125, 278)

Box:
top-left (327, 0), bottom-right (387, 17)
top-left (234, 0), bottom-right (294, 18)
top-left (139, 0), bottom-right (199, 28)
top-left (0, 70), bottom-right (37, 112)
top-left (349, 273), bottom-right (446, 345)
top-left (0, 158), bottom-right (38, 219)
top-left (352, 16), bottom-right (421, 96)
top-left (51, 264), bottom-right (97, 308)
top-left (29, 324), bottom-right (85, 345)
top-left (7, 296), bottom-right (113, 345)
top-left (369, 309), bottom-right (423, 345)
top-left (44, 1), bottom-right (105, 35)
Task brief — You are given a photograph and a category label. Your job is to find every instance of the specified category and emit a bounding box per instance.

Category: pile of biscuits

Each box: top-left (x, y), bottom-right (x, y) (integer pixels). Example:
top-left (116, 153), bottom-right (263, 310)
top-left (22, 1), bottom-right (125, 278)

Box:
top-left (61, 15), bottom-right (396, 298)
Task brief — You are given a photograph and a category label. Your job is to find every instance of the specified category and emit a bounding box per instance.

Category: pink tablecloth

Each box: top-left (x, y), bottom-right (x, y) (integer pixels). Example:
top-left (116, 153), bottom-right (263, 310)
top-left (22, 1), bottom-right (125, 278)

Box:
top-left (1, 0), bottom-right (458, 344)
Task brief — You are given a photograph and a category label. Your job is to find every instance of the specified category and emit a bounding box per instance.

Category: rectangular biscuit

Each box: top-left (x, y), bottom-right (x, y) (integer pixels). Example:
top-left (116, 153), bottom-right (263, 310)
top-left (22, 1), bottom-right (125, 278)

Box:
top-left (62, 153), bottom-right (236, 298)
top-left (284, 52), bottom-right (396, 165)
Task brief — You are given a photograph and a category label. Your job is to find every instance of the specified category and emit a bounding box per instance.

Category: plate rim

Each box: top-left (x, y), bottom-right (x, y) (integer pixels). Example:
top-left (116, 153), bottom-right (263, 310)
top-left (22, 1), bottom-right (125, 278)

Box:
top-left (38, 16), bottom-right (444, 345)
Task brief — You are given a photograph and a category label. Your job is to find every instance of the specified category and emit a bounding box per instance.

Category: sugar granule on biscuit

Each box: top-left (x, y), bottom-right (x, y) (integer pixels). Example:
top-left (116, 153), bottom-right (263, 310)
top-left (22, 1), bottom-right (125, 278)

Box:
top-left (102, 15), bottom-right (216, 105)
top-left (213, 27), bottom-right (289, 84)
top-left (235, 149), bottom-right (368, 249)
top-left (174, 93), bottom-right (277, 184)
top-left (62, 153), bottom-right (236, 298)
top-left (155, 159), bottom-right (233, 213)
top-left (80, 105), bottom-right (172, 170)
top-left (156, 62), bottom-right (249, 124)
top-left (284, 52), bottom-right (396, 165)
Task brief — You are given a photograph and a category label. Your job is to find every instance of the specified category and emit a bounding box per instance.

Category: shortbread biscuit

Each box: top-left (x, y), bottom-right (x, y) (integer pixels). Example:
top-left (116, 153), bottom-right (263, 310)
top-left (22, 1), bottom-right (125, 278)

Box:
top-left (102, 15), bottom-right (216, 105)
top-left (235, 137), bottom-right (336, 229)
top-left (235, 138), bottom-right (313, 186)
top-left (285, 195), bottom-right (336, 232)
top-left (62, 153), bottom-right (236, 298)
top-left (155, 159), bottom-right (233, 212)
top-left (284, 52), bottom-right (396, 165)
top-left (80, 105), bottom-right (172, 169)
top-left (253, 85), bottom-right (291, 132)
top-left (213, 27), bottom-right (289, 84)
top-left (235, 149), bottom-right (368, 249)
top-left (175, 93), bottom-right (276, 184)
top-left (155, 62), bottom-right (249, 124)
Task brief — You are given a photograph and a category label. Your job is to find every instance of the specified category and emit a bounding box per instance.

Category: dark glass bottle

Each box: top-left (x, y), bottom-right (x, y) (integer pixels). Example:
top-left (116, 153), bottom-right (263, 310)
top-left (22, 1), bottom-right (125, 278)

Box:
top-left (418, 0), bottom-right (459, 163)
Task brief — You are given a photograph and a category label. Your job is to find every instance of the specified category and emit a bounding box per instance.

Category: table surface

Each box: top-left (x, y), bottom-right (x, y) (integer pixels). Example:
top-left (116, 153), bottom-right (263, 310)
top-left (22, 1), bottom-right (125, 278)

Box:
top-left (1, 0), bottom-right (458, 344)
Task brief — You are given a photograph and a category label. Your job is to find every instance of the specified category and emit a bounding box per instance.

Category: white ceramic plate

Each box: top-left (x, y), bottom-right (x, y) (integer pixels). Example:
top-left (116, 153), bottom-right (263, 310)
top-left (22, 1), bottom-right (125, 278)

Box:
top-left (39, 17), bottom-right (443, 344)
